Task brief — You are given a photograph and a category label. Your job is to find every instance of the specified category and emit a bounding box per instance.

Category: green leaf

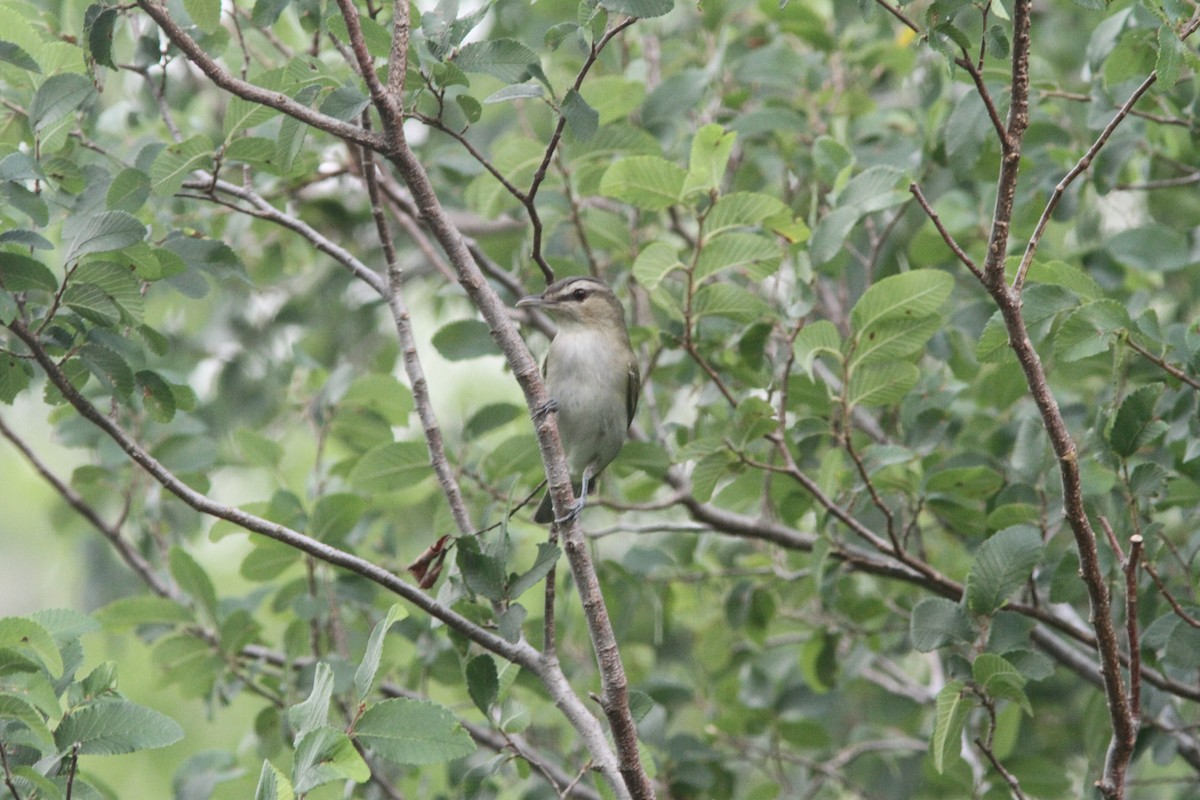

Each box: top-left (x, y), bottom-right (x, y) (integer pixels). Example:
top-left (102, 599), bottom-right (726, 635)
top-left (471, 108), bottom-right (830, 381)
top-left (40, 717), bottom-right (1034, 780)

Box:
top-left (106, 167), bottom-right (152, 213)
top-left (288, 662), bottom-right (334, 742)
top-left (453, 39), bottom-right (540, 83)
top-left (72, 261), bottom-right (144, 323)
top-left (1107, 383), bottom-right (1164, 458)
top-left (465, 654), bottom-right (499, 715)
top-left (931, 680), bottom-right (971, 774)
top-left (598, 0), bottom-right (674, 19)
top-left (683, 123), bottom-right (736, 197)
top-left (848, 313), bottom-right (940, 368)
top-left (924, 465), bottom-right (1004, 500)
top-left (309, 493), bottom-right (367, 544)
top-left (0, 617), bottom-right (62, 677)
top-left (240, 538), bottom-right (300, 581)
top-left (0, 253), bottom-right (57, 291)
top-left (561, 89), bottom-right (598, 140)
top-left (973, 653), bottom-right (1031, 714)
top-left (354, 699), bottom-right (476, 765)
top-left (0, 694), bottom-right (54, 748)
top-left (150, 135), bottom-right (213, 197)
top-left (837, 165), bottom-right (907, 213)
top-left (348, 442), bottom-right (431, 492)
top-left (704, 192), bottom-right (790, 237)
top-left (0, 355), bottom-right (32, 402)
top-left (966, 525), bottom-right (1043, 615)
top-left (254, 761), bottom-right (295, 800)
top-left (55, 700), bottom-right (184, 755)
top-left (600, 155), bottom-right (686, 211)
top-left (292, 727), bottom-right (369, 793)
top-left (695, 232), bottom-right (781, 281)
top-left (1023, 259), bottom-right (1101, 300)
top-left (169, 547), bottom-right (219, 621)
top-left (846, 361), bottom-right (919, 408)
top-left (0, 40), bottom-right (39, 72)
top-left (910, 598), bottom-right (972, 652)
top-left (508, 542), bottom-right (561, 599)
top-left (29, 74), bottom-right (94, 133)
top-left (483, 83), bottom-right (544, 104)
top-left (456, 537), bottom-right (506, 602)
top-left (84, 5), bottom-right (119, 69)
top-left (579, 76), bottom-right (645, 124)
top-left (341, 373), bottom-right (414, 425)
top-left (793, 320), bottom-right (842, 378)
top-left (93, 596), bottom-right (194, 629)
top-left (1106, 224), bottom-right (1193, 273)
top-left (809, 206), bottom-right (860, 266)
top-left (692, 282), bottom-right (770, 322)
top-left (225, 136), bottom-right (279, 168)
top-left (431, 319), bottom-right (499, 361)
top-left (183, 0), bottom-right (220, 32)
top-left (631, 241), bottom-right (683, 290)
top-left (62, 211), bottom-right (147, 265)
top-left (850, 270), bottom-right (954, 335)
top-left (354, 605), bottom-right (407, 701)
top-left (1054, 300), bottom-right (1130, 362)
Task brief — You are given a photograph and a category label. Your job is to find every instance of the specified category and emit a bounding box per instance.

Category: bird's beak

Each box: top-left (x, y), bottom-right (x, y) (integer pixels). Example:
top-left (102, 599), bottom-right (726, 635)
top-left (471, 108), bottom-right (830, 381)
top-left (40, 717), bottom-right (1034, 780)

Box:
top-left (516, 293), bottom-right (544, 308)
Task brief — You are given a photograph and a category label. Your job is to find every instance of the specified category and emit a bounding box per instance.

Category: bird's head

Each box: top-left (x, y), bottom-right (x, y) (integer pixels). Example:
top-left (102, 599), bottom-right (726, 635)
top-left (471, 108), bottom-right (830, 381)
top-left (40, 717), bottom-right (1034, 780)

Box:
top-left (516, 276), bottom-right (626, 333)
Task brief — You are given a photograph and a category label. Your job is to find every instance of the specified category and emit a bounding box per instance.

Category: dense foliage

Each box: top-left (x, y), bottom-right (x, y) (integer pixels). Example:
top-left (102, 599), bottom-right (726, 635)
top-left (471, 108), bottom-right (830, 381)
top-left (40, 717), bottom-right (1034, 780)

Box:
top-left (3, 0), bottom-right (1200, 797)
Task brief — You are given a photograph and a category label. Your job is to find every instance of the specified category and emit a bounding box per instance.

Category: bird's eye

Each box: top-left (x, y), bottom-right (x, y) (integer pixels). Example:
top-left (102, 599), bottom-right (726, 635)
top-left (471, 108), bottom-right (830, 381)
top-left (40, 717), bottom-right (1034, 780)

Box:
top-left (572, 287), bottom-right (588, 301)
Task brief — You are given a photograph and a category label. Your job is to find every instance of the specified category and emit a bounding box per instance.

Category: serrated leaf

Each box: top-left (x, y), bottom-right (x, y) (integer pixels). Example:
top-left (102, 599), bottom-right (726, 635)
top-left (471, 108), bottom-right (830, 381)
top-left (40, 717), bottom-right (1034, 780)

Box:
top-left (561, 89), bottom-right (598, 140)
top-left (348, 442), bottom-right (431, 492)
top-left (631, 241), bottom-right (683, 290)
top-left (0, 40), bottom-right (39, 72)
top-left (483, 83), bottom-right (544, 104)
top-left (508, 542), bottom-right (561, 599)
top-left (431, 319), bottom-right (499, 361)
top-left (0, 253), bottom-right (57, 291)
top-left (456, 537), bottom-right (506, 602)
top-left (150, 135), bottom-right (213, 197)
top-left (93, 596), bottom-right (194, 629)
top-left (695, 232), bottom-right (781, 281)
top-left (793, 320), bottom-right (842, 378)
top-left (136, 370), bottom-right (177, 422)
top-left (846, 361), bottom-right (918, 408)
top-left (966, 525), bottom-right (1043, 615)
top-left (85, 5), bottom-right (119, 69)
top-left (292, 727), bottom-right (369, 793)
top-left (79, 342), bottom-right (134, 397)
top-left (355, 699), bottom-right (476, 765)
top-left (169, 546), bottom-right (219, 620)
top-left (809, 206), bottom-right (860, 266)
top-left (598, 0), bottom-right (674, 18)
top-left (0, 356), bottom-right (32, 401)
top-left (226, 136), bottom-right (279, 167)
top-left (73, 261), bottom-right (143, 323)
top-left (454, 39), bottom-right (540, 83)
top-left (850, 270), bottom-right (954, 335)
top-left (255, 760), bottom-right (295, 800)
top-left (354, 604), bottom-right (407, 701)
top-left (925, 465), bottom-right (1004, 499)
top-left (910, 597), bottom-right (972, 652)
top-left (683, 123), bottom-right (736, 197)
top-left (55, 700), bottom-right (183, 755)
top-left (465, 654), bottom-right (498, 715)
top-left (837, 165), bottom-right (907, 213)
top-left (30, 74), bottom-right (94, 132)
top-left (705, 192), bottom-right (790, 236)
top-left (600, 155), bottom-right (686, 211)
top-left (931, 680), bottom-right (971, 774)
top-left (309, 493), bottom-right (367, 544)
top-left (692, 282), bottom-right (770, 322)
top-left (0, 617), bottom-right (62, 677)
top-left (973, 653), bottom-right (1031, 713)
top-left (62, 211), bottom-right (147, 265)
top-left (849, 313), bottom-right (940, 368)
top-left (0, 694), bottom-right (54, 748)
top-left (106, 167), bottom-right (152, 213)
top-left (1022, 259), bottom-right (1101, 300)
top-left (1108, 383), bottom-right (1164, 458)
top-left (240, 538), bottom-right (300, 581)
top-left (288, 662), bottom-right (334, 742)
top-left (183, 0), bottom-right (221, 33)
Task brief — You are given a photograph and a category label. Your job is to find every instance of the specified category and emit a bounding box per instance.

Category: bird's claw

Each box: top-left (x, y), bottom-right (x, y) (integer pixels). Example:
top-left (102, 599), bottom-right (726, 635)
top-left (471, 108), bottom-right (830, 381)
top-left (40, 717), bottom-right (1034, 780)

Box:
top-left (553, 497), bottom-right (586, 525)
top-left (533, 397), bottom-right (559, 421)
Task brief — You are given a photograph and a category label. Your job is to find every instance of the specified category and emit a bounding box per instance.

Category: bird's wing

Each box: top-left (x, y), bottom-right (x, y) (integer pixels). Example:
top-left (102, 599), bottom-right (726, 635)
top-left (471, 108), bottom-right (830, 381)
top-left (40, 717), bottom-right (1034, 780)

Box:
top-left (625, 359), bottom-right (640, 428)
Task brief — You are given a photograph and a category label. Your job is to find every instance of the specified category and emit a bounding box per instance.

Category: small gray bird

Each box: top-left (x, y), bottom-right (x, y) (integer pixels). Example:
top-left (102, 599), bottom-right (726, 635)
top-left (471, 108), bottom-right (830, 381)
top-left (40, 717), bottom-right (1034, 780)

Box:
top-left (517, 276), bottom-right (639, 523)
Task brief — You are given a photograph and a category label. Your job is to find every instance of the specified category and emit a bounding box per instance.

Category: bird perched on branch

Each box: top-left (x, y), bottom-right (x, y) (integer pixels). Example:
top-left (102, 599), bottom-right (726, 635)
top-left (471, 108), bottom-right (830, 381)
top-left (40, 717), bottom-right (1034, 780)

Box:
top-left (517, 276), bottom-right (639, 523)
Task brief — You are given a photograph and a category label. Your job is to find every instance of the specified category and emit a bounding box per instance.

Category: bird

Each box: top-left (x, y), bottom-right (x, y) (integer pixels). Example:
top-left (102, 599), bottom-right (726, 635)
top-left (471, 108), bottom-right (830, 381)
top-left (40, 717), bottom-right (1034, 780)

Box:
top-left (516, 276), bottom-right (639, 523)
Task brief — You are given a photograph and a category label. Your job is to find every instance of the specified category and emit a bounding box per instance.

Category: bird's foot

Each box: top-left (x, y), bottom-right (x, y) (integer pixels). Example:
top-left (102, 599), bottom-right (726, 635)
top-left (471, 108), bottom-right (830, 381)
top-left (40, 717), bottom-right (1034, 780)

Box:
top-left (533, 397), bottom-right (559, 421)
top-left (553, 496), bottom-right (586, 525)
